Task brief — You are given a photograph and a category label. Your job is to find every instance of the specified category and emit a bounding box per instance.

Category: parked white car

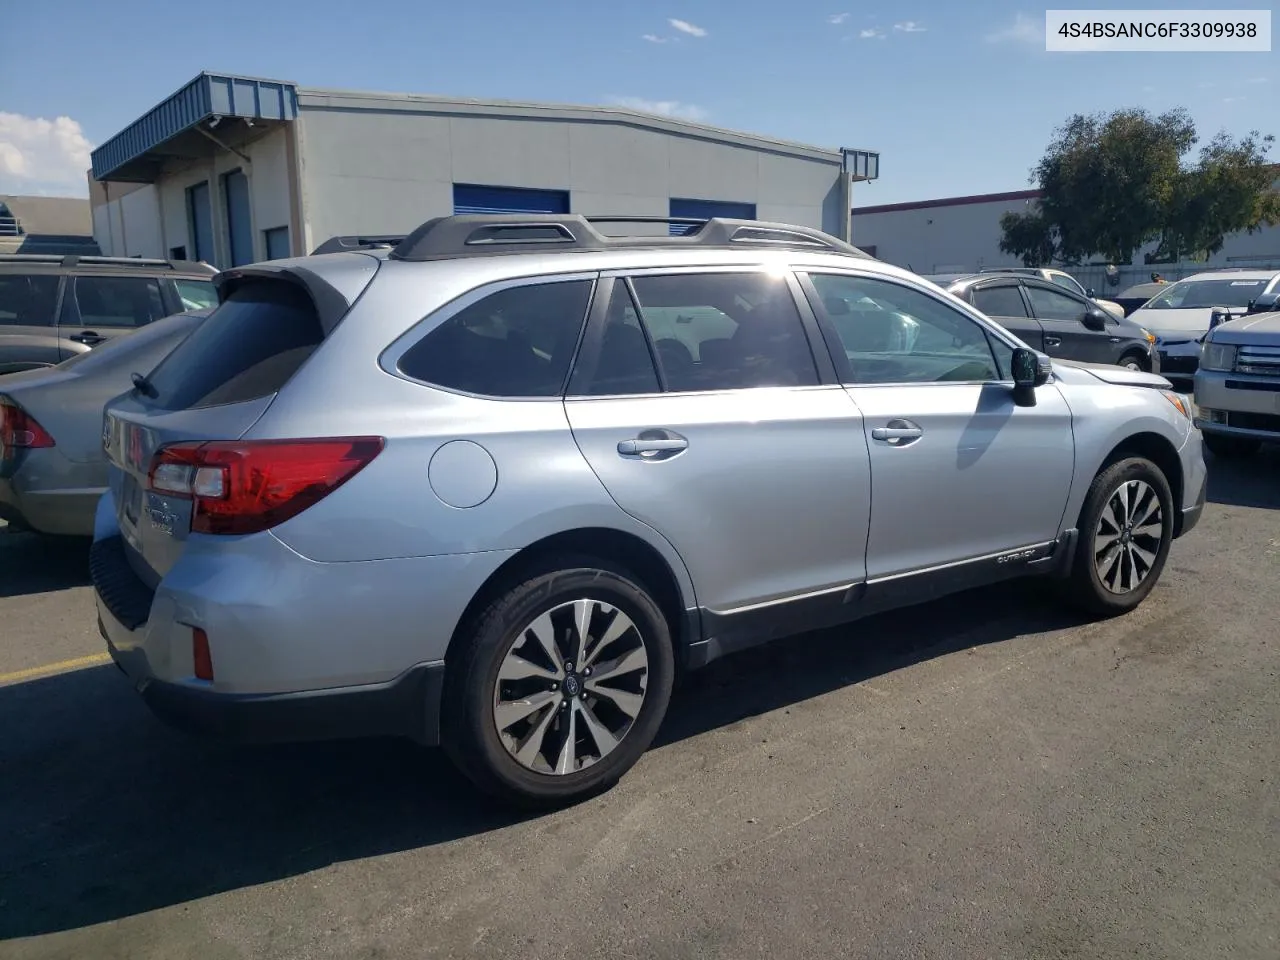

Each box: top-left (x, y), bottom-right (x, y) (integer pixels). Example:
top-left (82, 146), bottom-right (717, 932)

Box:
top-left (1130, 270), bottom-right (1280, 379)
top-left (1195, 299), bottom-right (1280, 458)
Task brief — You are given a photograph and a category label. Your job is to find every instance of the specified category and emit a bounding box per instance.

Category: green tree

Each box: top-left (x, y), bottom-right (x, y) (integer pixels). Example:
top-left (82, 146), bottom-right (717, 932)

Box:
top-left (999, 107), bottom-right (1278, 266)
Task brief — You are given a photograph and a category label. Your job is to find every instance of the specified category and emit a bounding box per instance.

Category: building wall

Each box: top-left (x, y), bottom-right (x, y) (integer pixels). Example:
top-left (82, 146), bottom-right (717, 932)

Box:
top-left (294, 92), bottom-right (846, 252)
top-left (853, 179), bottom-right (1280, 277)
top-left (93, 126), bottom-right (294, 265)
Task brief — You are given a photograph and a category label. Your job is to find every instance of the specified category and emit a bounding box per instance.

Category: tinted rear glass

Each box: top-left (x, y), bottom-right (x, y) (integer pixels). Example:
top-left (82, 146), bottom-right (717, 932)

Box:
top-left (57, 312), bottom-right (204, 375)
top-left (0, 274), bottom-right (59, 326)
top-left (145, 281), bottom-right (323, 410)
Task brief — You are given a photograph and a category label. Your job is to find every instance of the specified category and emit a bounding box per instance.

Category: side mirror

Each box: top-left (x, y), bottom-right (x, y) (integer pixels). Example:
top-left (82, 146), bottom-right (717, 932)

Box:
top-left (1209, 307), bottom-right (1231, 329)
top-left (1011, 347), bottom-right (1051, 407)
top-left (1086, 287), bottom-right (1096, 298)
top-left (1081, 308), bottom-right (1108, 332)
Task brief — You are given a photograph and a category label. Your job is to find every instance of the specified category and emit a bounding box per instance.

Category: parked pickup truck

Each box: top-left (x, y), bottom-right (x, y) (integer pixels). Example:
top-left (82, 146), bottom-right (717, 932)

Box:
top-left (0, 254), bottom-right (217, 375)
top-left (1194, 293), bottom-right (1280, 458)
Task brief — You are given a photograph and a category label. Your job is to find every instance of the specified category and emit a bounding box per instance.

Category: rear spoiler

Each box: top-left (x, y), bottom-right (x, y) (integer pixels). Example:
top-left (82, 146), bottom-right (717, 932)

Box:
top-left (213, 260), bottom-right (378, 335)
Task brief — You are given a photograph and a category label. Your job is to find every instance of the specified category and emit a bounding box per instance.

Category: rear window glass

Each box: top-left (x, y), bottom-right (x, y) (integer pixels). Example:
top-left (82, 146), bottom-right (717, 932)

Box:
top-left (0, 274), bottom-right (59, 327)
top-left (57, 312), bottom-right (204, 375)
top-left (145, 281), bottom-right (323, 410)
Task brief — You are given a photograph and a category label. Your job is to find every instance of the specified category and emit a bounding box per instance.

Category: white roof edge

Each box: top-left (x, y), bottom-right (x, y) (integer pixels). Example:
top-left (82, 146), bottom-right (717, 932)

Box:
top-left (294, 86), bottom-right (845, 163)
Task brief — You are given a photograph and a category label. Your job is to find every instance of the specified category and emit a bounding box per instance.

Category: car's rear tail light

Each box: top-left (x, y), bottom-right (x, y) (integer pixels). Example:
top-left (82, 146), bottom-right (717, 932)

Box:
top-left (192, 627), bottom-right (214, 681)
top-left (147, 437), bottom-right (384, 535)
top-left (0, 399), bottom-right (56, 451)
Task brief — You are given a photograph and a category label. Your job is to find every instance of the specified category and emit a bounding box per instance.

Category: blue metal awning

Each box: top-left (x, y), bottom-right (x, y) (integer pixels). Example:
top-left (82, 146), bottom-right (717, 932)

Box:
top-left (91, 72), bottom-right (298, 182)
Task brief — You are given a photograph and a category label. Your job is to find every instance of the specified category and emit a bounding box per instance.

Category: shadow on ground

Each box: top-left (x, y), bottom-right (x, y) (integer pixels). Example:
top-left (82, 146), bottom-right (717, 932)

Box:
top-left (1205, 444), bottom-right (1280, 510)
top-left (0, 525), bottom-right (92, 599)
top-left (0, 580), bottom-right (1085, 941)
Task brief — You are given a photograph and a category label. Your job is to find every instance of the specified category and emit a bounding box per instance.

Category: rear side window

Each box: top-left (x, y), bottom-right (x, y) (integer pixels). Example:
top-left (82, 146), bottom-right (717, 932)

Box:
top-left (145, 281), bottom-right (323, 410)
top-left (174, 278), bottom-right (218, 311)
top-left (0, 274), bottom-right (59, 326)
top-left (627, 272), bottom-right (819, 391)
top-left (972, 284), bottom-right (1029, 318)
top-left (69, 276), bottom-right (166, 328)
top-left (398, 280), bottom-right (593, 397)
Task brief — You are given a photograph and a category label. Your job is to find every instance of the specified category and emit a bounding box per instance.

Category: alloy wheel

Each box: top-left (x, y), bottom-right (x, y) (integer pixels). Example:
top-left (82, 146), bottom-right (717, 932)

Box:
top-left (1093, 479), bottom-right (1164, 594)
top-left (493, 599), bottom-right (649, 775)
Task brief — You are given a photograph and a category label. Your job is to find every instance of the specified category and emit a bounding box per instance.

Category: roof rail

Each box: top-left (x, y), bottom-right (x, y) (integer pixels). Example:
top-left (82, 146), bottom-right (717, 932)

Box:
top-left (311, 234), bottom-right (409, 256)
top-left (387, 214), bottom-right (870, 262)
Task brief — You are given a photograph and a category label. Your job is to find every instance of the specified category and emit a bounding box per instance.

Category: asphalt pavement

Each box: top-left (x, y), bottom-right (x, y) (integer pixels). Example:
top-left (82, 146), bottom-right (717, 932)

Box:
top-left (1, 449), bottom-right (1278, 960)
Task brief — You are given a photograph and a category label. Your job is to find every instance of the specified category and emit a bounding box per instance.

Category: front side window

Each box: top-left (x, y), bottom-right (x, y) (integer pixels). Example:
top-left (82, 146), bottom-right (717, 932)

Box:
top-left (174, 278), bottom-right (218, 311)
top-left (70, 276), bottom-right (166, 328)
top-left (0, 273), bottom-right (59, 326)
top-left (1025, 284), bottom-right (1085, 322)
top-left (972, 284), bottom-right (1030, 318)
top-left (809, 273), bottom-right (1001, 384)
top-left (398, 279), bottom-right (593, 397)
top-left (626, 272), bottom-right (818, 392)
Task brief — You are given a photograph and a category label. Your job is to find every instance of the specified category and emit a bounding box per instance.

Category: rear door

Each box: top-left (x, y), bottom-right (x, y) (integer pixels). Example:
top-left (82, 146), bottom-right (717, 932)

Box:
top-left (57, 274), bottom-right (169, 359)
top-left (1024, 281), bottom-right (1113, 363)
top-left (563, 269), bottom-right (872, 622)
top-left (103, 279), bottom-right (328, 586)
top-left (0, 271), bottom-right (64, 372)
top-left (967, 280), bottom-right (1044, 349)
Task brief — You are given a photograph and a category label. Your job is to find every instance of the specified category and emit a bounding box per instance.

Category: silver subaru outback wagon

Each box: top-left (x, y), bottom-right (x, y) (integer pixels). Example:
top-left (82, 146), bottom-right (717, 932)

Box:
top-left (92, 215), bottom-right (1207, 807)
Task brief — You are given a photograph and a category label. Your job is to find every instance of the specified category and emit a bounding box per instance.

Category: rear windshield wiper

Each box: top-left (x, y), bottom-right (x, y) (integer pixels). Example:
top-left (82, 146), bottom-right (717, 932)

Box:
top-left (130, 371), bottom-right (158, 399)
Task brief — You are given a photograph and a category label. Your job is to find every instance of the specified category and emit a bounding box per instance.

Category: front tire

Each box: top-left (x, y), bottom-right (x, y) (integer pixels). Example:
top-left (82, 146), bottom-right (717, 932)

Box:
top-left (442, 557), bottom-right (675, 808)
top-left (1061, 456), bottom-right (1174, 616)
top-left (1204, 433), bottom-right (1261, 460)
top-left (1119, 351), bottom-right (1148, 372)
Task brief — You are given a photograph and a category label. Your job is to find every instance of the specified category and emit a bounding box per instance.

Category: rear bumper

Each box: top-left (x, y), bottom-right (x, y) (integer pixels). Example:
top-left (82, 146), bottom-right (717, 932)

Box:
top-left (99, 611), bottom-right (444, 744)
top-left (0, 448), bottom-right (104, 536)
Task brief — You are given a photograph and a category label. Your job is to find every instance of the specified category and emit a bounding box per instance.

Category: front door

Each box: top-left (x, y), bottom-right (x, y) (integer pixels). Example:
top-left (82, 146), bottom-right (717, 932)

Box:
top-left (1024, 282), bottom-right (1114, 364)
top-left (802, 271), bottom-right (1075, 581)
top-left (563, 270), bottom-right (872, 618)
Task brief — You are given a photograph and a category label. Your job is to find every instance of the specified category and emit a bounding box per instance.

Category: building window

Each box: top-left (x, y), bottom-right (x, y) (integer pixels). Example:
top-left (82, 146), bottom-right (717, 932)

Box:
top-left (668, 198), bottom-right (758, 236)
top-left (264, 226), bottom-right (291, 261)
top-left (452, 184), bottom-right (570, 216)
top-left (169, 245), bottom-right (187, 261)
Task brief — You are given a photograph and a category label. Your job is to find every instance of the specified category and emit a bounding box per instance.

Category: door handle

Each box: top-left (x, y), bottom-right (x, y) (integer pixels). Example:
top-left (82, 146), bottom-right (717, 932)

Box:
top-left (871, 419), bottom-right (923, 445)
top-left (617, 437), bottom-right (688, 456)
top-left (1044, 336), bottom-right (1062, 347)
top-left (71, 331), bottom-right (106, 345)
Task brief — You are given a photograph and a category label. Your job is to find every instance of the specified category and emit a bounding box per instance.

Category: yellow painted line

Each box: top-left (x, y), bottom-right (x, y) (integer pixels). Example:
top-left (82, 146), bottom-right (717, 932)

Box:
top-left (0, 652), bottom-right (112, 685)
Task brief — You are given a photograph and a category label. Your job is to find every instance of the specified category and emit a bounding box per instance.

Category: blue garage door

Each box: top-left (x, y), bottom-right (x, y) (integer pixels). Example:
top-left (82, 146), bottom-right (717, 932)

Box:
top-left (669, 198), bottom-right (758, 236)
top-left (453, 184), bottom-right (570, 216)
top-left (187, 182), bottom-right (215, 264)
top-left (222, 169), bottom-right (255, 267)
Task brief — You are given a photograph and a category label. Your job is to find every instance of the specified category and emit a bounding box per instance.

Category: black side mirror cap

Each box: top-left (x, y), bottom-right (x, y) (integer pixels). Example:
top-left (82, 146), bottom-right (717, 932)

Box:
top-left (1011, 347), bottom-right (1051, 406)
top-left (1082, 309), bottom-right (1108, 331)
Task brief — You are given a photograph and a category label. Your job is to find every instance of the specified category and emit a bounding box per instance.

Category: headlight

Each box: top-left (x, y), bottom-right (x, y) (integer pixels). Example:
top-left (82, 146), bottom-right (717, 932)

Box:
top-left (1199, 341), bottom-right (1237, 372)
top-left (1160, 391), bottom-right (1192, 420)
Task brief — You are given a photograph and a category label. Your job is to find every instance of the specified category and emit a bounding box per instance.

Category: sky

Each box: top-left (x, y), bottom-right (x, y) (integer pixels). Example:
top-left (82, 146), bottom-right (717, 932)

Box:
top-left (0, 0), bottom-right (1274, 204)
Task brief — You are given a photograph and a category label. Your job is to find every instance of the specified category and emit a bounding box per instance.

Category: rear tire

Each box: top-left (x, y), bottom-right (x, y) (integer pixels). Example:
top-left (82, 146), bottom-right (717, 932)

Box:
top-left (1204, 434), bottom-right (1261, 460)
top-left (442, 556), bottom-right (675, 809)
top-left (1059, 456), bottom-right (1174, 617)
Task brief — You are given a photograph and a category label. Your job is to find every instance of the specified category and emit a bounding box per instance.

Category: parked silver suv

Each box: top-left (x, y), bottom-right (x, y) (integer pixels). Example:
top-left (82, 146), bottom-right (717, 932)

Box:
top-left (92, 215), bottom-right (1207, 807)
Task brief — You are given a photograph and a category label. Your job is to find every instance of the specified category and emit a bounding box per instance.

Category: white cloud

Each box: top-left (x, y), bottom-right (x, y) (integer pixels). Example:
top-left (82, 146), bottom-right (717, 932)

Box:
top-left (1246, 76), bottom-right (1269, 84)
top-left (606, 96), bottom-right (708, 122)
top-left (0, 112), bottom-right (93, 197)
top-left (668, 18), bottom-right (707, 37)
top-left (985, 13), bottom-right (1041, 44)
top-left (893, 21), bottom-right (926, 33)
top-left (1223, 96), bottom-right (1246, 104)
top-left (642, 33), bottom-right (668, 43)
top-left (859, 28), bottom-right (884, 39)
top-left (828, 13), bottom-right (850, 25)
